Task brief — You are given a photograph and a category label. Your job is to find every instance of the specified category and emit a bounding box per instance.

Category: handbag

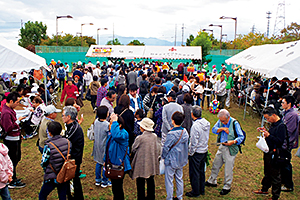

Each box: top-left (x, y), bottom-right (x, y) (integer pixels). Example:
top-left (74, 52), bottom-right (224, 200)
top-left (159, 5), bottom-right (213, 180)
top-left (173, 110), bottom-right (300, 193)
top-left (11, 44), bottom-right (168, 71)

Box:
top-left (76, 97), bottom-right (84, 107)
top-left (159, 130), bottom-right (184, 175)
top-left (87, 121), bottom-right (95, 140)
top-left (146, 95), bottom-right (156, 119)
top-left (104, 137), bottom-right (128, 179)
top-left (49, 140), bottom-right (77, 183)
top-left (256, 134), bottom-right (269, 153)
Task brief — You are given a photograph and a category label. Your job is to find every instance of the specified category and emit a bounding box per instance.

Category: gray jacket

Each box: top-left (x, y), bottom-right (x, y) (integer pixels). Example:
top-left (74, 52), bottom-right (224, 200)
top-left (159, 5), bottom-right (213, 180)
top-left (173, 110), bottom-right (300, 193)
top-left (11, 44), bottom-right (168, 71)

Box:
top-left (92, 120), bottom-right (109, 165)
top-left (189, 118), bottom-right (210, 156)
top-left (161, 102), bottom-right (183, 146)
top-left (127, 71), bottom-right (137, 85)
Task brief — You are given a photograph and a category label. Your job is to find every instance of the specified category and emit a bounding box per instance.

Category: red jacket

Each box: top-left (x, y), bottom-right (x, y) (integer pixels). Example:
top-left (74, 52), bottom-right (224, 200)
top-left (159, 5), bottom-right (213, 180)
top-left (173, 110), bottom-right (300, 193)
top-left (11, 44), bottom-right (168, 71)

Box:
top-left (0, 104), bottom-right (21, 137)
top-left (60, 84), bottom-right (78, 103)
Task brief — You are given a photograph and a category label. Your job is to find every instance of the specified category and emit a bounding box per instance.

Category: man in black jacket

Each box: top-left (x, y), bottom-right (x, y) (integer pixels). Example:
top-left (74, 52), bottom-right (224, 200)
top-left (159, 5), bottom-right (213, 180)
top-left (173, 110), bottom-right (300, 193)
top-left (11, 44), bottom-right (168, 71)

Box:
top-left (62, 106), bottom-right (84, 200)
top-left (253, 107), bottom-right (287, 200)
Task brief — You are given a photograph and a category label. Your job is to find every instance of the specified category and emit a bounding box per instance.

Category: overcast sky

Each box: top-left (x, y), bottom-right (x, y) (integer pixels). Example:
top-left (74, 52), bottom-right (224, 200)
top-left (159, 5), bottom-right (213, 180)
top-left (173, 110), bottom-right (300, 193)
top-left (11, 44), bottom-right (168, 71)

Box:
top-left (0, 0), bottom-right (299, 44)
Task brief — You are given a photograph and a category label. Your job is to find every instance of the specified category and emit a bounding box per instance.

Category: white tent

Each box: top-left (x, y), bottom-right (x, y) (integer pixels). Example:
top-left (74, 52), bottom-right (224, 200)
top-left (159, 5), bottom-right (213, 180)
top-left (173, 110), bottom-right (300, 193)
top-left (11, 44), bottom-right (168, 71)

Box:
top-left (225, 40), bottom-right (300, 80)
top-left (0, 37), bottom-right (48, 74)
top-left (86, 45), bottom-right (202, 60)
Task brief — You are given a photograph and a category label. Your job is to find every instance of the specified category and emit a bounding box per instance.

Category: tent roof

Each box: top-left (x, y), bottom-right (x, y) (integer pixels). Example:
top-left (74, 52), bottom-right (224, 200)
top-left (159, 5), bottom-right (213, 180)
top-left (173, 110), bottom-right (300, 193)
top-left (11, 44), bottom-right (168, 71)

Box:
top-left (225, 40), bottom-right (300, 80)
top-left (0, 37), bottom-right (48, 74)
top-left (86, 45), bottom-right (202, 60)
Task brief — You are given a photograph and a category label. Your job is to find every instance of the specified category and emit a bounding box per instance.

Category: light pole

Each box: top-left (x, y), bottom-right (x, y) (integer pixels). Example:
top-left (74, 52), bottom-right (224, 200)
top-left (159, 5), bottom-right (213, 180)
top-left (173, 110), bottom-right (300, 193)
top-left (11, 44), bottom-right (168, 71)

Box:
top-left (209, 24), bottom-right (223, 52)
top-left (220, 16), bottom-right (237, 49)
top-left (56, 15), bottom-right (73, 46)
top-left (202, 29), bottom-right (214, 34)
top-left (81, 23), bottom-right (94, 46)
top-left (97, 28), bottom-right (108, 45)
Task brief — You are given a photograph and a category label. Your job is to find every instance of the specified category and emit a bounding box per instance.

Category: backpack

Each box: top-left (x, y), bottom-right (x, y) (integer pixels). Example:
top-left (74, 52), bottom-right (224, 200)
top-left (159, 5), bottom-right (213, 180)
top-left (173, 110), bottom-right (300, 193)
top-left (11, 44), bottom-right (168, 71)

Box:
top-left (49, 140), bottom-right (77, 183)
top-left (140, 81), bottom-right (148, 94)
top-left (233, 120), bottom-right (246, 154)
top-left (58, 68), bottom-right (65, 79)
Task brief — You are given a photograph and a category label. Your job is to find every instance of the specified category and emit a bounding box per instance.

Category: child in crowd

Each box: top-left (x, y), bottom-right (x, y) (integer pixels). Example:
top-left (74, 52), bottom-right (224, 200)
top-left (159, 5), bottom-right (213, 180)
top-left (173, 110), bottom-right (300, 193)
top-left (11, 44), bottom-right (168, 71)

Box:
top-left (0, 143), bottom-right (13, 200)
top-left (92, 106), bottom-right (111, 188)
top-left (133, 109), bottom-right (145, 137)
top-left (162, 111), bottom-right (189, 200)
top-left (39, 121), bottom-right (70, 200)
top-left (23, 96), bottom-right (45, 139)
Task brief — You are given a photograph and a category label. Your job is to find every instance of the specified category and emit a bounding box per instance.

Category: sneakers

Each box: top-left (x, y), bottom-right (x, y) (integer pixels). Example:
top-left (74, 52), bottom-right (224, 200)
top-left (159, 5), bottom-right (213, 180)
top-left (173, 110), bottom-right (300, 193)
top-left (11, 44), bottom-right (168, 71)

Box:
top-left (253, 190), bottom-right (269, 195)
top-left (205, 181), bottom-right (217, 187)
top-left (79, 174), bottom-right (86, 179)
top-left (95, 182), bottom-right (101, 186)
top-left (101, 181), bottom-right (112, 188)
top-left (8, 179), bottom-right (26, 189)
top-left (281, 185), bottom-right (293, 192)
top-left (33, 131), bottom-right (38, 136)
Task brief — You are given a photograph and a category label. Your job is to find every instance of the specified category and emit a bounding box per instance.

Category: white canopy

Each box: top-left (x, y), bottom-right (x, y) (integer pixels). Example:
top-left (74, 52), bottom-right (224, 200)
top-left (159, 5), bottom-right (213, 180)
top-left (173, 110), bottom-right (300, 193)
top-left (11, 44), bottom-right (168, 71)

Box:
top-left (86, 45), bottom-right (202, 60)
top-left (0, 37), bottom-right (48, 74)
top-left (225, 40), bottom-right (300, 80)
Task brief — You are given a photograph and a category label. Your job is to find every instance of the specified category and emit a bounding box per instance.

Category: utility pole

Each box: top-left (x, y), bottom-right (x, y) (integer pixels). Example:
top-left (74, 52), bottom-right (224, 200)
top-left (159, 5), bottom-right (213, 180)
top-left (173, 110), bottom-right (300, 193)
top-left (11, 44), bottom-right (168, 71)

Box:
top-left (251, 25), bottom-right (256, 33)
top-left (174, 24), bottom-right (177, 46)
top-left (112, 23), bottom-right (114, 45)
top-left (181, 23), bottom-right (185, 46)
top-left (266, 11), bottom-right (272, 37)
top-left (274, 0), bottom-right (286, 35)
top-left (21, 19), bottom-right (23, 29)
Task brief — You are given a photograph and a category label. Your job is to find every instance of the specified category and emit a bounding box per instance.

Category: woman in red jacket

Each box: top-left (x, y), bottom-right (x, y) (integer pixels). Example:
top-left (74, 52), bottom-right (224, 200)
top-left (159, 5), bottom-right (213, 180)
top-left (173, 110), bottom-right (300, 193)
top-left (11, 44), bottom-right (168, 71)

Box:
top-left (60, 77), bottom-right (78, 106)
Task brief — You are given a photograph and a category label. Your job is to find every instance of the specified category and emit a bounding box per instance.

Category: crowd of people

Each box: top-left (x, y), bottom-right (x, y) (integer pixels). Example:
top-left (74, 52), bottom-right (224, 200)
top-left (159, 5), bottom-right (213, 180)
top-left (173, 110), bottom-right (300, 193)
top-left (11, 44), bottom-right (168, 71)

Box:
top-left (0, 58), bottom-right (298, 200)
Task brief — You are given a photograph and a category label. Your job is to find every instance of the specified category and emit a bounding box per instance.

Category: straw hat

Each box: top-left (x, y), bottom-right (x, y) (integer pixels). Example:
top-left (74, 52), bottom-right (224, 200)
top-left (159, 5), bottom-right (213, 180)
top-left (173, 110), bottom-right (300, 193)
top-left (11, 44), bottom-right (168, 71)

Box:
top-left (138, 118), bottom-right (154, 132)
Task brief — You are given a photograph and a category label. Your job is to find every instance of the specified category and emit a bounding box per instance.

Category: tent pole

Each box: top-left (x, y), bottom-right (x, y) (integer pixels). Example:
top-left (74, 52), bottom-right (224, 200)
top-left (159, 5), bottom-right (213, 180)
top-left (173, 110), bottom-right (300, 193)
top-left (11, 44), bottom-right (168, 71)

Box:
top-left (238, 76), bottom-right (243, 108)
top-left (43, 68), bottom-right (48, 105)
top-left (261, 79), bottom-right (271, 127)
top-left (243, 72), bottom-right (251, 120)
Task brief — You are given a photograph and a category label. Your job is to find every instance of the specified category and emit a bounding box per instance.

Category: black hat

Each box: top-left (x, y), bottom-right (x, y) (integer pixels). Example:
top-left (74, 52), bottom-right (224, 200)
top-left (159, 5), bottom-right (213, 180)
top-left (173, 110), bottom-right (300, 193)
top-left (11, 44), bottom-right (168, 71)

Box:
top-left (166, 91), bottom-right (176, 100)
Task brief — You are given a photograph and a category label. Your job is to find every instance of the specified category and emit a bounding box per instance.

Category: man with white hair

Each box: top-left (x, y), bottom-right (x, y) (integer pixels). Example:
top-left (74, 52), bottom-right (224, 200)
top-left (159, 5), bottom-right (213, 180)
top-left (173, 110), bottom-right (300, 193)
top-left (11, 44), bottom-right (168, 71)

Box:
top-left (205, 109), bottom-right (244, 195)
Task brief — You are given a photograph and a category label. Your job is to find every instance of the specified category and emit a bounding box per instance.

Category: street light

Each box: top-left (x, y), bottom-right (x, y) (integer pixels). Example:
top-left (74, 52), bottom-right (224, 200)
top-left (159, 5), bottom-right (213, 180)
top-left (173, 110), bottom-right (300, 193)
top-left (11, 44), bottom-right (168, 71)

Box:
top-left (97, 28), bottom-right (108, 45)
top-left (202, 29), bottom-right (214, 35)
top-left (81, 23), bottom-right (94, 46)
top-left (209, 24), bottom-right (223, 52)
top-left (220, 16), bottom-right (237, 49)
top-left (56, 15), bottom-right (73, 46)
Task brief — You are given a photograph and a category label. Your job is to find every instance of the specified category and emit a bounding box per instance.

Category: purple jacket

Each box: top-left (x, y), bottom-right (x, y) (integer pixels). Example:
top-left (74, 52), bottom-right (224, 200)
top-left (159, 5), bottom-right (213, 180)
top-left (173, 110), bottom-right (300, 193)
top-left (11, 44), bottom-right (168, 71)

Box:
top-left (0, 104), bottom-right (21, 137)
top-left (282, 108), bottom-right (299, 149)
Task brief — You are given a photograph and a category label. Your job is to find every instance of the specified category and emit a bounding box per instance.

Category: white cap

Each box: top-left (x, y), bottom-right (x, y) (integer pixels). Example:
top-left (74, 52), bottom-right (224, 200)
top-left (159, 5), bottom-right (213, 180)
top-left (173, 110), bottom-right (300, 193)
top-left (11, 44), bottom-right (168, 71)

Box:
top-left (44, 105), bottom-right (61, 115)
top-left (182, 85), bottom-right (190, 92)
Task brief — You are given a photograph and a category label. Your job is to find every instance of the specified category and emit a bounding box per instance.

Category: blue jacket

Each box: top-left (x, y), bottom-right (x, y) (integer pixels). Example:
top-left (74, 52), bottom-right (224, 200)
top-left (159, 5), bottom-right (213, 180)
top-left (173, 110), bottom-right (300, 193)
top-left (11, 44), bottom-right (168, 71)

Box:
top-left (104, 121), bottom-right (131, 172)
top-left (162, 127), bottom-right (189, 169)
top-left (162, 81), bottom-right (174, 93)
top-left (129, 94), bottom-right (144, 113)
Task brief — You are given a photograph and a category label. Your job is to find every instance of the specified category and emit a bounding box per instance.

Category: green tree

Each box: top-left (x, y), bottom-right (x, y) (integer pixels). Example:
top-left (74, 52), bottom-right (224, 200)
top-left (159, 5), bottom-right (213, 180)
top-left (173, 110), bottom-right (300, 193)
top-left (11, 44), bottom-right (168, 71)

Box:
top-left (18, 21), bottom-right (47, 48)
top-left (186, 34), bottom-right (194, 46)
top-left (41, 34), bottom-right (95, 46)
top-left (106, 38), bottom-right (122, 45)
top-left (190, 31), bottom-right (212, 63)
top-left (278, 22), bottom-right (300, 42)
top-left (127, 39), bottom-right (145, 45)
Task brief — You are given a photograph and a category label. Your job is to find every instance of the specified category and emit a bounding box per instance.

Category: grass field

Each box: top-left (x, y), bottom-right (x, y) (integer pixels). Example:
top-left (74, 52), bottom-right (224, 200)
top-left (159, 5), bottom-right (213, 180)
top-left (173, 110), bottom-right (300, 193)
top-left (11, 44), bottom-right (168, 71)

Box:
top-left (8, 98), bottom-right (300, 200)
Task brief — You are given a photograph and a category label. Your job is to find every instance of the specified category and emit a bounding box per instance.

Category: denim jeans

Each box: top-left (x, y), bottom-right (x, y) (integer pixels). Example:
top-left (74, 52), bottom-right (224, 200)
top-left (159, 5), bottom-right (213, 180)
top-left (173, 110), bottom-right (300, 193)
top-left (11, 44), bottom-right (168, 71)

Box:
top-left (96, 163), bottom-right (108, 183)
top-left (39, 180), bottom-right (68, 200)
top-left (0, 185), bottom-right (11, 200)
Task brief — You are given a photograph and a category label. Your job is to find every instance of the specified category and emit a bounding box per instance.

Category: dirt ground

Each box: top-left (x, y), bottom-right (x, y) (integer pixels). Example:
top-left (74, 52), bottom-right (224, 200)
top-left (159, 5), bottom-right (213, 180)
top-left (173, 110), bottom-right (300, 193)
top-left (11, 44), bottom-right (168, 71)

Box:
top-left (8, 98), bottom-right (300, 200)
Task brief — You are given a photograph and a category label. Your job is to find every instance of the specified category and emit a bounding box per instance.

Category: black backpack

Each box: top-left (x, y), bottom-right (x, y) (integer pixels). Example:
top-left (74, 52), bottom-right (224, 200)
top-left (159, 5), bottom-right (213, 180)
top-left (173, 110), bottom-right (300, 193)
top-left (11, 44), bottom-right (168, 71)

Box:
top-left (233, 120), bottom-right (246, 154)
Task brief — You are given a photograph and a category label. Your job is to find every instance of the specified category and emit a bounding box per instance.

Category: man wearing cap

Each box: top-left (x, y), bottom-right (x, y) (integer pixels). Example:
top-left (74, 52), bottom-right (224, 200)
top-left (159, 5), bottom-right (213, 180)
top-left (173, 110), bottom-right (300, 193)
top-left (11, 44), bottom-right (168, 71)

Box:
top-left (225, 71), bottom-right (234, 109)
top-left (161, 91), bottom-right (183, 146)
top-left (131, 118), bottom-right (160, 200)
top-left (38, 105), bottom-right (61, 153)
top-left (215, 75), bottom-right (227, 109)
top-left (177, 85), bottom-right (190, 105)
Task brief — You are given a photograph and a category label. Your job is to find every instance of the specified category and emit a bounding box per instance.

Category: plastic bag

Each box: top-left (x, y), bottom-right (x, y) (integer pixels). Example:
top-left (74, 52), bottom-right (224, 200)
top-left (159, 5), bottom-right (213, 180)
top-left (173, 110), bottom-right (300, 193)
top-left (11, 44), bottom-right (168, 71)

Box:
top-left (256, 135), bottom-right (269, 153)
top-left (87, 124), bottom-right (94, 140)
top-left (159, 159), bottom-right (165, 175)
top-left (295, 147), bottom-right (300, 158)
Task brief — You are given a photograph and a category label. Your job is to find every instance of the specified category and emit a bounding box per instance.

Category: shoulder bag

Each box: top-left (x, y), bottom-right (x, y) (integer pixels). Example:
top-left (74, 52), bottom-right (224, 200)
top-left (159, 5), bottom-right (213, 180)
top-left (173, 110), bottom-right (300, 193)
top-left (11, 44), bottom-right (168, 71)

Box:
top-left (160, 129), bottom-right (184, 175)
top-left (146, 95), bottom-right (156, 119)
top-left (105, 137), bottom-right (128, 179)
top-left (49, 140), bottom-right (77, 183)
